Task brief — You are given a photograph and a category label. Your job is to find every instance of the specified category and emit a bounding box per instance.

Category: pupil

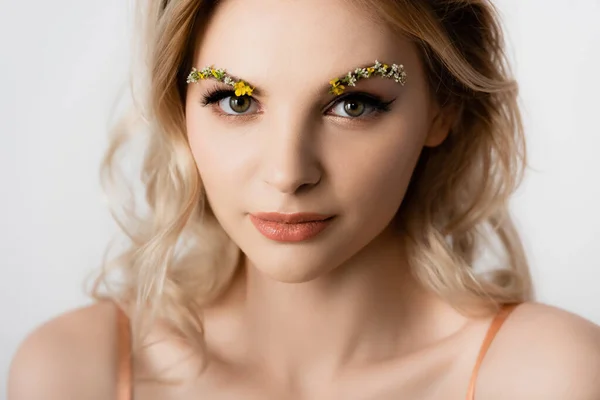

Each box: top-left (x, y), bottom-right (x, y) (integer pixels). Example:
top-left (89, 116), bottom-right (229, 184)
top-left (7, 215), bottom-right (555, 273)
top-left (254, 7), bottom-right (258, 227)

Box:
top-left (230, 96), bottom-right (250, 113)
top-left (344, 100), bottom-right (365, 116)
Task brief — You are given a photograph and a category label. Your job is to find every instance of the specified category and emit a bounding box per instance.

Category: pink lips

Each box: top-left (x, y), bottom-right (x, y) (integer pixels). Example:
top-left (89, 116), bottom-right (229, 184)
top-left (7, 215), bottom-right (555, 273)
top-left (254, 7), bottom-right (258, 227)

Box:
top-left (249, 212), bottom-right (334, 242)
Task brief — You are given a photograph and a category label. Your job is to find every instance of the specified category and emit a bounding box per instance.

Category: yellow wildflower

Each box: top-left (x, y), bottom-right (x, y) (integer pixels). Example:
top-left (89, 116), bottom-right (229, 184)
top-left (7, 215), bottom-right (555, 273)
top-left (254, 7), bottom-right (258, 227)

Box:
top-left (234, 81), bottom-right (253, 96)
top-left (330, 78), bottom-right (345, 94)
top-left (331, 84), bottom-right (345, 95)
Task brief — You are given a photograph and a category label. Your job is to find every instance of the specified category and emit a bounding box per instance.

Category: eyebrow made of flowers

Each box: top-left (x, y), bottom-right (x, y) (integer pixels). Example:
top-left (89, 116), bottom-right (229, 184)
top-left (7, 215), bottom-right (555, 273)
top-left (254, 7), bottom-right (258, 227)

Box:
top-left (186, 60), bottom-right (407, 96)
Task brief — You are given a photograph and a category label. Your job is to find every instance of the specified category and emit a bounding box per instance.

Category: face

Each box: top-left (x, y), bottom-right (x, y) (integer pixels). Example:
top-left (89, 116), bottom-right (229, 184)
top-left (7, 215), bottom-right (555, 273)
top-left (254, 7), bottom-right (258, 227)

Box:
top-left (185, 0), bottom-right (450, 283)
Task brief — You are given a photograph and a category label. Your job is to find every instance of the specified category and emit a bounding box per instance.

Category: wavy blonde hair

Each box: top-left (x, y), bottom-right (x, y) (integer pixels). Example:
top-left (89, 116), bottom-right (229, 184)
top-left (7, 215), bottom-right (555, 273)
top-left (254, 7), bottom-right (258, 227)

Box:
top-left (92, 0), bottom-right (534, 353)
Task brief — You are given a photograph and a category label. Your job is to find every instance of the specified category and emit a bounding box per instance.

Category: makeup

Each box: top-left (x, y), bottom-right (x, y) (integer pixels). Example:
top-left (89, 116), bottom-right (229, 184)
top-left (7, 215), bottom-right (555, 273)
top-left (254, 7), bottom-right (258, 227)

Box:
top-left (200, 85), bottom-right (396, 121)
top-left (249, 212), bottom-right (334, 242)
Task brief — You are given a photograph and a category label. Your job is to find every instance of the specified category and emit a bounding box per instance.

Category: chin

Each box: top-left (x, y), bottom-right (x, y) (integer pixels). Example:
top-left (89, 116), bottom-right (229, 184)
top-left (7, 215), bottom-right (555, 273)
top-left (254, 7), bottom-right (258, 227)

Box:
top-left (244, 246), bottom-right (342, 283)
top-left (257, 266), bottom-right (325, 284)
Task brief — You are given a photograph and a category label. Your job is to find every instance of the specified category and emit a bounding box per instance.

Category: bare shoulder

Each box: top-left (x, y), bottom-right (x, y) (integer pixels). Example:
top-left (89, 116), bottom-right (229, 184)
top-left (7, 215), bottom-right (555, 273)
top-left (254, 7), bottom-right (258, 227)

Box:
top-left (7, 300), bottom-right (122, 400)
top-left (477, 302), bottom-right (600, 400)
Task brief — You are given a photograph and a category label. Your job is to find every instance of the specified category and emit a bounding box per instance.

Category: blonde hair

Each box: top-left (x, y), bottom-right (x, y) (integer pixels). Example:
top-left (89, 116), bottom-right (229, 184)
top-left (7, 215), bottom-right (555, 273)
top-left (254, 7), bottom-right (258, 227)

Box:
top-left (92, 0), bottom-right (533, 354)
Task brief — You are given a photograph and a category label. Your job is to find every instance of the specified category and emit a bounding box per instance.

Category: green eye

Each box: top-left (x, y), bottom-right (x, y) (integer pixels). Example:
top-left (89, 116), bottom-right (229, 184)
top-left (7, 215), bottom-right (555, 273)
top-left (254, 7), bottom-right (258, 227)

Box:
top-left (343, 100), bottom-right (366, 117)
top-left (327, 92), bottom-right (395, 120)
top-left (229, 96), bottom-right (252, 113)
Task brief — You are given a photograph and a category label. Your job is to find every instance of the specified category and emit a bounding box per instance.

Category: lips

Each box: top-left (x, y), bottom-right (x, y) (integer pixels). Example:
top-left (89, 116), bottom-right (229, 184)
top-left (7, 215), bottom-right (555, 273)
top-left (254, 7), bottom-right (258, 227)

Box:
top-left (251, 212), bottom-right (333, 223)
top-left (249, 212), bottom-right (334, 242)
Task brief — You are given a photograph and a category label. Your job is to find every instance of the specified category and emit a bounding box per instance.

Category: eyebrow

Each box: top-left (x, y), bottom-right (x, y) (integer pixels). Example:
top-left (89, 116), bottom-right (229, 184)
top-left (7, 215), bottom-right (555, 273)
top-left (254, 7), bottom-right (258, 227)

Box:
top-left (187, 60), bottom-right (407, 97)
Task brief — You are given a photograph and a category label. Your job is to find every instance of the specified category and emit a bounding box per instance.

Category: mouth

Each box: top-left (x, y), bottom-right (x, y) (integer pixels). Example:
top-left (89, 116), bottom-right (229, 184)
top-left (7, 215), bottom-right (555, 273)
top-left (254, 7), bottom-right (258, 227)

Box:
top-left (249, 212), bottom-right (335, 242)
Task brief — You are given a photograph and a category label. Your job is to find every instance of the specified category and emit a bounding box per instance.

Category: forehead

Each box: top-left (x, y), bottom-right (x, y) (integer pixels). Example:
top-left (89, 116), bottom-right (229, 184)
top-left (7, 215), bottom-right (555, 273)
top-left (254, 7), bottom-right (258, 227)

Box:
top-left (193, 0), bottom-right (420, 94)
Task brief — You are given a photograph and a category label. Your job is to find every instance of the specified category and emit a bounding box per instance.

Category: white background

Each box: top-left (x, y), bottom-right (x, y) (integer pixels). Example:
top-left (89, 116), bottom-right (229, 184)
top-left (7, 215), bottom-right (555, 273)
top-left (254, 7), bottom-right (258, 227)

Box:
top-left (1, 0), bottom-right (599, 396)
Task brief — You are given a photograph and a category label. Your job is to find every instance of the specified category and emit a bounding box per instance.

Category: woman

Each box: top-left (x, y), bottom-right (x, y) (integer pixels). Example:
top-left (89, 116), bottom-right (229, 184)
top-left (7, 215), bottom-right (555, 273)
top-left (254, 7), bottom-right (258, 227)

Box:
top-left (8, 0), bottom-right (600, 399)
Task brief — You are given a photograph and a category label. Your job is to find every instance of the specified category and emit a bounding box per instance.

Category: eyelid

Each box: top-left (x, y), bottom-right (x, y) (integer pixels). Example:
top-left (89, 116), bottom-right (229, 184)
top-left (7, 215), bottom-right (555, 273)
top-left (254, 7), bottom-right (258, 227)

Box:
top-left (200, 87), bottom-right (394, 120)
top-left (322, 91), bottom-right (387, 111)
top-left (201, 86), bottom-right (261, 106)
top-left (201, 87), bottom-right (263, 118)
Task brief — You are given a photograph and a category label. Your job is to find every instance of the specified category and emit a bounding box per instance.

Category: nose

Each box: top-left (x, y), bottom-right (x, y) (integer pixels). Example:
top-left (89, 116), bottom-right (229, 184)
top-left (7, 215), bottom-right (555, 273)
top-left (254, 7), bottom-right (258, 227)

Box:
top-left (260, 117), bottom-right (322, 195)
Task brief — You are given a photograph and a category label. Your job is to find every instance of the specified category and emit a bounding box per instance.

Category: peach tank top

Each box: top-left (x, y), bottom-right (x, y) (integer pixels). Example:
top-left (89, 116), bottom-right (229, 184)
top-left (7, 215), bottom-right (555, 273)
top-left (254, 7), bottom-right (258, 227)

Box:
top-left (115, 303), bottom-right (520, 400)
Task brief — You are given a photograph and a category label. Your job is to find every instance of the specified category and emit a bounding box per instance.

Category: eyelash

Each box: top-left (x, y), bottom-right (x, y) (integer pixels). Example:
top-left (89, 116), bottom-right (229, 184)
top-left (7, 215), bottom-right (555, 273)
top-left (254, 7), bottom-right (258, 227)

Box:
top-left (199, 87), bottom-right (396, 122)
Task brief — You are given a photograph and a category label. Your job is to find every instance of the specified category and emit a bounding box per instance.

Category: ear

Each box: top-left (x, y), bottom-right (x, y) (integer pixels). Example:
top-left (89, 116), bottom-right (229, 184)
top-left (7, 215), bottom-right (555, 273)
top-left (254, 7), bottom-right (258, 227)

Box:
top-left (424, 103), bottom-right (460, 148)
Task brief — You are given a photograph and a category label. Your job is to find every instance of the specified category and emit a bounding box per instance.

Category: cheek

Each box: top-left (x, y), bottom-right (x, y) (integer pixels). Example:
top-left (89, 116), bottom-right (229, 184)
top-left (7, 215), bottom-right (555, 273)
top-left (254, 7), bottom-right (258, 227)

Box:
top-left (185, 116), bottom-right (245, 206)
top-left (326, 120), bottom-right (426, 213)
top-left (187, 117), bottom-right (215, 183)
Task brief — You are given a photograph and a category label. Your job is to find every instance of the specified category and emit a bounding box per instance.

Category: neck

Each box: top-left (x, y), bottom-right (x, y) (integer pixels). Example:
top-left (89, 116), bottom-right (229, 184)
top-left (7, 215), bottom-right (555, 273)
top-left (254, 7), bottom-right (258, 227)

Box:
top-left (205, 227), bottom-right (468, 387)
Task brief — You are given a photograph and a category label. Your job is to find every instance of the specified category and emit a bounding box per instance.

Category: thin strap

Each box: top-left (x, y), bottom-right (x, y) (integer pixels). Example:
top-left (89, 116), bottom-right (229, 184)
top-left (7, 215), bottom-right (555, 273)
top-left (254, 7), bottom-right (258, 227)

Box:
top-left (116, 305), bottom-right (133, 400)
top-left (466, 303), bottom-right (520, 400)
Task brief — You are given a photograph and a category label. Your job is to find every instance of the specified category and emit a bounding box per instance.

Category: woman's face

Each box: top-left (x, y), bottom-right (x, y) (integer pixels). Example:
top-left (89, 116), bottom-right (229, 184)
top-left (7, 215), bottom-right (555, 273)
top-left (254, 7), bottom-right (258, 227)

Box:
top-left (185, 0), bottom-right (449, 283)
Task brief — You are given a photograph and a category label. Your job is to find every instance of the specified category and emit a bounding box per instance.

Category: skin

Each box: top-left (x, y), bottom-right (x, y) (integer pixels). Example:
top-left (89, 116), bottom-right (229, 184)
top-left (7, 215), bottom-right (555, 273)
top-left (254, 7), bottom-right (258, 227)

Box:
top-left (8, 0), bottom-right (600, 399)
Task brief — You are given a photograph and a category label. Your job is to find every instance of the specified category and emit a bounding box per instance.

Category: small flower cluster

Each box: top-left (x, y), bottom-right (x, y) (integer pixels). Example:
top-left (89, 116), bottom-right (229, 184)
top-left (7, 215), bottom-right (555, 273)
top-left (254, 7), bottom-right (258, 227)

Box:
top-left (329, 60), bottom-right (407, 95)
top-left (187, 66), bottom-right (254, 96)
